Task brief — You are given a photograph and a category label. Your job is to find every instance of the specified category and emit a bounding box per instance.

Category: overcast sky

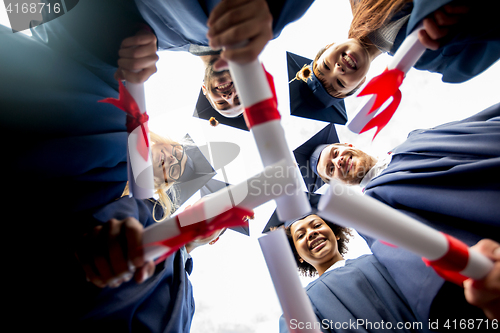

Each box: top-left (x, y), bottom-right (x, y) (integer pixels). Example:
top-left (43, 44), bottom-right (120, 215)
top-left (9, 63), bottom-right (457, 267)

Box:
top-left (2, 1), bottom-right (500, 332)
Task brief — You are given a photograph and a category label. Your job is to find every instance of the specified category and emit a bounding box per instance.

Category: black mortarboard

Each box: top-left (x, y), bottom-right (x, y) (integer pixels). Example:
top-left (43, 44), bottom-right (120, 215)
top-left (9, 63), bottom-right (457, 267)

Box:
top-left (293, 124), bottom-right (339, 193)
top-left (173, 134), bottom-right (217, 205)
top-left (262, 193), bottom-right (321, 233)
top-left (287, 52), bottom-right (348, 124)
top-left (193, 88), bottom-right (249, 131)
top-left (200, 178), bottom-right (250, 236)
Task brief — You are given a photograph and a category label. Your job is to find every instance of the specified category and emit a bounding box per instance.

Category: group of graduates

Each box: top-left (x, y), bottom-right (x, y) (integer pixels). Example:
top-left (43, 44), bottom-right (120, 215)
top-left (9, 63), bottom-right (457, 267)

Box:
top-left (1, 0), bottom-right (499, 332)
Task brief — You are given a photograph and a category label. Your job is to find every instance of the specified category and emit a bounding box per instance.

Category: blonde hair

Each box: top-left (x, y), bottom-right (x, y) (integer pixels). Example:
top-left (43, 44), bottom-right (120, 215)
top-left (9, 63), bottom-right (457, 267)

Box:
top-left (122, 131), bottom-right (187, 222)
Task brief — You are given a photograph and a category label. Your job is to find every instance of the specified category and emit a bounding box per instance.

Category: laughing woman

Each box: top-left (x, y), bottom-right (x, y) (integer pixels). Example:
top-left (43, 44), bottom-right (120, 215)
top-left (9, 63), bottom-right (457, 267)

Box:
top-left (295, 0), bottom-right (500, 100)
top-left (273, 200), bottom-right (429, 333)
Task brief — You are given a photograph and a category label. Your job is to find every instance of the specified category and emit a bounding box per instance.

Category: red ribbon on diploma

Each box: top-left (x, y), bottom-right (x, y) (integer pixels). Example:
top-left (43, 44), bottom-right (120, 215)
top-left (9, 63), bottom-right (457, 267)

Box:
top-left (99, 81), bottom-right (150, 161)
top-left (243, 65), bottom-right (281, 129)
top-left (146, 206), bottom-right (252, 264)
top-left (422, 233), bottom-right (469, 286)
top-left (357, 68), bottom-right (405, 139)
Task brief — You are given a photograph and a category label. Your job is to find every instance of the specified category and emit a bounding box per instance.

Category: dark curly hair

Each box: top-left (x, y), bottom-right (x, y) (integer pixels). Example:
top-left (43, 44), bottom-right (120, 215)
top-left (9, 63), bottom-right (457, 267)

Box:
top-left (281, 216), bottom-right (353, 277)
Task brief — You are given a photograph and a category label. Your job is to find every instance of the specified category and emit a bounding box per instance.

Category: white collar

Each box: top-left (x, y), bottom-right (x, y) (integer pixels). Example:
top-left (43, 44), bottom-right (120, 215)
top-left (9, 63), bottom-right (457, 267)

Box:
top-left (324, 259), bottom-right (346, 273)
top-left (359, 153), bottom-right (392, 190)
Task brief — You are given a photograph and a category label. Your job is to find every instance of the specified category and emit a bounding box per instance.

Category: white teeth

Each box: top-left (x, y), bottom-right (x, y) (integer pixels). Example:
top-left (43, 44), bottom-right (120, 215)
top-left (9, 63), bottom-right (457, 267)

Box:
top-left (310, 239), bottom-right (325, 250)
top-left (344, 55), bottom-right (355, 68)
top-left (217, 83), bottom-right (231, 89)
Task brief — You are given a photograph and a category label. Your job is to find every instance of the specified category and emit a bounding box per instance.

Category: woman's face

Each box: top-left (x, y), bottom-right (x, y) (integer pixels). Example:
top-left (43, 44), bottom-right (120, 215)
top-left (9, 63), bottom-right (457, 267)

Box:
top-left (315, 39), bottom-right (372, 97)
top-left (290, 215), bottom-right (341, 270)
top-left (151, 143), bottom-right (187, 185)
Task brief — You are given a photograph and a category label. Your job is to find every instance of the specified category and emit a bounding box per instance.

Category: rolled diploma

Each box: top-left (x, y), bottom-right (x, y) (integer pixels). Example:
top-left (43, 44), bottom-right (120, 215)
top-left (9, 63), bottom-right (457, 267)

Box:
top-left (259, 229), bottom-right (321, 333)
top-left (348, 23), bottom-right (426, 134)
top-left (125, 81), bottom-right (155, 199)
top-left (228, 59), bottom-right (310, 221)
top-left (142, 158), bottom-right (302, 262)
top-left (318, 181), bottom-right (494, 280)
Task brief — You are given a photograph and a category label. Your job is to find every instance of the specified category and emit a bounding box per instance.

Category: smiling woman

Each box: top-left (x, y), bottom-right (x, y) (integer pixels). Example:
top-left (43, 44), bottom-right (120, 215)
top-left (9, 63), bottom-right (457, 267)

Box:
top-left (275, 194), bottom-right (428, 333)
top-left (285, 215), bottom-right (351, 277)
top-left (121, 131), bottom-right (190, 221)
top-left (293, 0), bottom-right (500, 113)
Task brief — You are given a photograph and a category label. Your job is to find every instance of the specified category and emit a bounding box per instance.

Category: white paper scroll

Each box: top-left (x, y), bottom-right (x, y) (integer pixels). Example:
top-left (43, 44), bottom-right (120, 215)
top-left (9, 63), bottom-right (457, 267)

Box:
top-left (125, 81), bottom-right (155, 199)
top-left (228, 59), bottom-right (311, 221)
top-left (318, 181), bottom-right (493, 280)
top-left (259, 229), bottom-right (322, 333)
top-left (142, 158), bottom-right (303, 262)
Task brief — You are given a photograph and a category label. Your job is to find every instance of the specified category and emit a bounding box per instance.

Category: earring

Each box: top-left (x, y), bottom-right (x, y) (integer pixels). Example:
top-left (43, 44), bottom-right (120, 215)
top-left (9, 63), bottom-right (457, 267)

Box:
top-left (299, 258), bottom-right (304, 263)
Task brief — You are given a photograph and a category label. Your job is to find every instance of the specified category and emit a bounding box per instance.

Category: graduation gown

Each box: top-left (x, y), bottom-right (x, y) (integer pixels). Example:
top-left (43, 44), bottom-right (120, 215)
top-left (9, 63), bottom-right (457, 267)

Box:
top-left (279, 255), bottom-right (429, 333)
top-left (73, 197), bottom-right (195, 333)
top-left (390, 0), bottom-right (500, 83)
top-left (134, 0), bottom-right (315, 51)
top-left (1, 24), bottom-right (193, 332)
top-left (364, 102), bottom-right (500, 325)
top-left (35, 0), bottom-right (314, 62)
top-left (0, 24), bottom-right (128, 215)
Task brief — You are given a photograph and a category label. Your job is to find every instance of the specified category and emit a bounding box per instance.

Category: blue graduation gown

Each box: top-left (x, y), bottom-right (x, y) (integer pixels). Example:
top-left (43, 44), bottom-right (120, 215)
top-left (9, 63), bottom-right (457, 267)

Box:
top-left (0, 24), bottom-right (128, 215)
top-left (364, 102), bottom-right (500, 324)
top-left (1, 24), bottom-right (193, 332)
top-left (390, 0), bottom-right (500, 83)
top-left (73, 197), bottom-right (195, 333)
top-left (279, 255), bottom-right (430, 333)
top-left (134, 0), bottom-right (315, 51)
top-left (36, 0), bottom-right (314, 63)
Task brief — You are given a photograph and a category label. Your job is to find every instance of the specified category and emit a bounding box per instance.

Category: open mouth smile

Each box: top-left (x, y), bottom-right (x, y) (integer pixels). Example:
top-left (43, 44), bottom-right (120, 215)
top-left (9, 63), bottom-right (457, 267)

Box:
top-left (215, 81), bottom-right (233, 93)
top-left (309, 237), bottom-right (327, 252)
top-left (345, 156), bottom-right (353, 174)
top-left (342, 53), bottom-right (357, 70)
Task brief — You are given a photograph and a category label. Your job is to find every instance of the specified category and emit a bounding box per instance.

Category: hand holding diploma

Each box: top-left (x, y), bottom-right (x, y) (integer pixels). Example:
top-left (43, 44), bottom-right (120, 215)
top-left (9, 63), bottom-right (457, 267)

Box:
top-left (464, 239), bottom-right (500, 320)
top-left (114, 29), bottom-right (159, 84)
top-left (207, 0), bottom-right (273, 70)
top-left (101, 29), bottom-right (158, 199)
top-left (75, 216), bottom-right (156, 289)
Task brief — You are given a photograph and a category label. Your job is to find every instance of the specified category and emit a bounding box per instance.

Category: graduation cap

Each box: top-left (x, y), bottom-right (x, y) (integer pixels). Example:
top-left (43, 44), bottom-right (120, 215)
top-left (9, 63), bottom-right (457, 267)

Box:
top-left (287, 51), bottom-right (347, 125)
top-left (262, 193), bottom-right (321, 233)
top-left (193, 88), bottom-right (249, 131)
top-left (199, 178), bottom-right (250, 236)
top-left (172, 134), bottom-right (217, 205)
top-left (293, 123), bottom-right (339, 193)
